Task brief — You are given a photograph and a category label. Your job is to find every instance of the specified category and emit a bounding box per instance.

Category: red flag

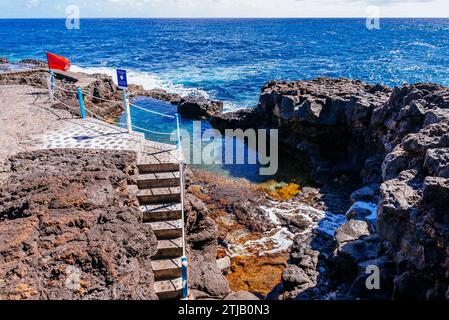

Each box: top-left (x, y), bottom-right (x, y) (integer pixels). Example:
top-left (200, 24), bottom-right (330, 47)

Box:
top-left (46, 52), bottom-right (71, 71)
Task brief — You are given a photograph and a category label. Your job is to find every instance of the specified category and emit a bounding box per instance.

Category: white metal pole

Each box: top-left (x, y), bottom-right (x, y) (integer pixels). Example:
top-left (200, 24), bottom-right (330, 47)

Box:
top-left (123, 90), bottom-right (132, 134)
top-left (47, 74), bottom-right (54, 102)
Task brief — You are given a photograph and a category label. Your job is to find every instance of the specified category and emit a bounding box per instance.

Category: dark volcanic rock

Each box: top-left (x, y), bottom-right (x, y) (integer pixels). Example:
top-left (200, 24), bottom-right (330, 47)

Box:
top-left (178, 96), bottom-right (224, 120)
top-left (212, 78), bottom-right (391, 183)
top-left (0, 149), bottom-right (159, 300)
top-left (350, 185), bottom-right (377, 203)
top-left (210, 107), bottom-right (266, 131)
top-left (0, 69), bottom-right (49, 88)
top-left (128, 85), bottom-right (182, 105)
top-left (185, 189), bottom-right (231, 298)
top-left (281, 265), bottom-right (314, 291)
top-left (335, 220), bottom-right (372, 245)
top-left (0, 57), bottom-right (9, 64)
top-left (372, 84), bottom-right (449, 299)
top-left (50, 73), bottom-right (124, 121)
top-left (19, 59), bottom-right (48, 68)
top-left (222, 78), bottom-right (449, 300)
top-left (232, 199), bottom-right (275, 233)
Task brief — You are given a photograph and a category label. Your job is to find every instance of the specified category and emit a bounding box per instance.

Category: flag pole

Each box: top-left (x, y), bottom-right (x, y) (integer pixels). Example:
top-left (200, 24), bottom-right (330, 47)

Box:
top-left (47, 68), bottom-right (55, 102)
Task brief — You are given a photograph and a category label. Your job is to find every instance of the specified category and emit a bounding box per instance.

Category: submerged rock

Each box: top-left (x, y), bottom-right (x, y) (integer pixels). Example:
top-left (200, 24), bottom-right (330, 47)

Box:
top-left (350, 186), bottom-right (377, 203)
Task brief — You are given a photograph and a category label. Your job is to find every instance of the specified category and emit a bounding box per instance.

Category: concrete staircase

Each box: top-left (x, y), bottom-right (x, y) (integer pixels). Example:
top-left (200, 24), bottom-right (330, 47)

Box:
top-left (136, 145), bottom-right (185, 300)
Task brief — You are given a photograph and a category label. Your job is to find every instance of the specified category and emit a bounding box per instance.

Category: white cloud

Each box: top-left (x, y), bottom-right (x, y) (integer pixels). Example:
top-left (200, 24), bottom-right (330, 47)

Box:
top-left (1, 0), bottom-right (448, 18)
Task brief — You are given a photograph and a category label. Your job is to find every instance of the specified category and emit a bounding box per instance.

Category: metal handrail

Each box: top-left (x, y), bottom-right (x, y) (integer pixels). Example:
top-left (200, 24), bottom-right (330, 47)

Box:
top-left (131, 124), bottom-right (175, 136)
top-left (129, 102), bottom-right (175, 119)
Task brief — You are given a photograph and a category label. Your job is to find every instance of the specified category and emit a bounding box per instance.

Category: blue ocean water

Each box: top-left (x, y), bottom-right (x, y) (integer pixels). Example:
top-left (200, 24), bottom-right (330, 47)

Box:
top-left (1, 18), bottom-right (449, 109)
top-left (2, 18), bottom-right (449, 182)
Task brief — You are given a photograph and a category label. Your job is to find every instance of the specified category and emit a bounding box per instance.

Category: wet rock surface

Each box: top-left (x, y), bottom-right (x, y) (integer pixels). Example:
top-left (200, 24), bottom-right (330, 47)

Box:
top-left (0, 149), bottom-right (159, 300)
top-left (0, 69), bottom-right (49, 88)
top-left (189, 169), bottom-right (353, 299)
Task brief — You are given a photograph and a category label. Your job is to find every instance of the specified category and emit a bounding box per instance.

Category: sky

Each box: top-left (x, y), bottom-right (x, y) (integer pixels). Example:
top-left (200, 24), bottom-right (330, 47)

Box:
top-left (0, 0), bottom-right (448, 18)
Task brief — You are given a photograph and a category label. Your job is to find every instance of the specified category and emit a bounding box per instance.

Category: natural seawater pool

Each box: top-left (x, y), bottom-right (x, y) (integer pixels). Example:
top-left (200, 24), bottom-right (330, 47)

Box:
top-left (119, 96), bottom-right (312, 184)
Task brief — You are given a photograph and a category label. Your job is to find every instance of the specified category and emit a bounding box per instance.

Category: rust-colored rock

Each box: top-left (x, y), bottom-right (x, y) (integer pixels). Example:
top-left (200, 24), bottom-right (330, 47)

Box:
top-left (226, 254), bottom-right (289, 296)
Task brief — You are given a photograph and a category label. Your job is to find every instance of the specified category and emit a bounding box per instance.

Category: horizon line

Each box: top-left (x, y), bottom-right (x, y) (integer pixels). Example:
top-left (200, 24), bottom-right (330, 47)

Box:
top-left (1, 16), bottom-right (449, 19)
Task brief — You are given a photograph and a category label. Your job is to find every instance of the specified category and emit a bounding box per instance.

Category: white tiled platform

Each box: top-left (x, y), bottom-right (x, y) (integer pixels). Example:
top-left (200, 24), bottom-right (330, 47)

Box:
top-left (39, 118), bottom-right (180, 164)
top-left (41, 118), bottom-right (144, 151)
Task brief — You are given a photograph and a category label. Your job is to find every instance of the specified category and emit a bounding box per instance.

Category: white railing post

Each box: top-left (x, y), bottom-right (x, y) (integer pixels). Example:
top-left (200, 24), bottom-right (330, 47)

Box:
top-left (176, 113), bottom-right (188, 300)
top-left (47, 72), bottom-right (54, 102)
top-left (123, 90), bottom-right (132, 134)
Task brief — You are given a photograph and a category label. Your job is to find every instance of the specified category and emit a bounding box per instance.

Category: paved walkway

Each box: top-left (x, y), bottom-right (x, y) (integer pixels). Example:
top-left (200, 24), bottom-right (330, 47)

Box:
top-left (0, 85), bottom-right (180, 183)
top-left (0, 85), bottom-right (71, 164)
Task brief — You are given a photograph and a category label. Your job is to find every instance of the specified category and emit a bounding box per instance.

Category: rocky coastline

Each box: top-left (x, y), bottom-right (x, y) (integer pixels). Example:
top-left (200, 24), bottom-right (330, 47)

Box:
top-left (211, 78), bottom-right (449, 300)
top-left (0, 59), bottom-right (224, 123)
top-left (1, 59), bottom-right (448, 300)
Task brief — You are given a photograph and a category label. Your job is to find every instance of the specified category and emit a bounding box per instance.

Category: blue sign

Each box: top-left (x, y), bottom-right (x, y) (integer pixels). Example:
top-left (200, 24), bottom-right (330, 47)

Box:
top-left (117, 69), bottom-right (128, 89)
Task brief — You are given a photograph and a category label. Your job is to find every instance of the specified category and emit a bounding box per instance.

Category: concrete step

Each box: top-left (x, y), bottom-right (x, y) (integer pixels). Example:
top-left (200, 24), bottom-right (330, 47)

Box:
top-left (141, 203), bottom-right (182, 223)
top-left (154, 278), bottom-right (183, 300)
top-left (155, 237), bottom-right (183, 258)
top-left (152, 258), bottom-right (182, 281)
top-left (137, 161), bottom-right (180, 174)
top-left (148, 220), bottom-right (183, 239)
top-left (137, 187), bottom-right (181, 204)
top-left (137, 172), bottom-right (180, 189)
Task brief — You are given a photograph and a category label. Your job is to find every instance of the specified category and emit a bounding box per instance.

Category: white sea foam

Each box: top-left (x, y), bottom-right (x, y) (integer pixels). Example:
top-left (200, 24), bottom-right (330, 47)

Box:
top-left (70, 65), bottom-right (211, 99)
top-left (261, 201), bottom-right (347, 237)
top-left (70, 65), bottom-right (245, 112)
top-left (410, 41), bottom-right (437, 49)
top-left (229, 201), bottom-right (348, 257)
top-left (227, 227), bottom-right (295, 257)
